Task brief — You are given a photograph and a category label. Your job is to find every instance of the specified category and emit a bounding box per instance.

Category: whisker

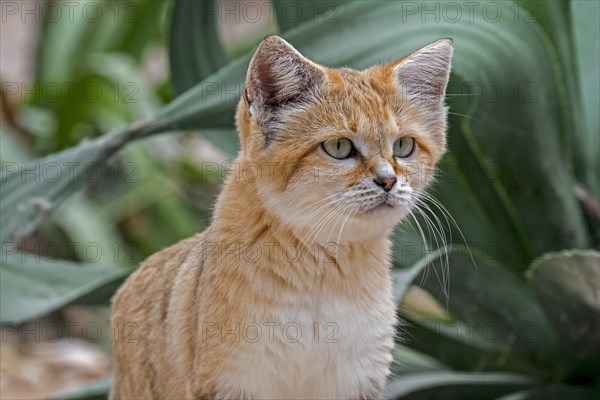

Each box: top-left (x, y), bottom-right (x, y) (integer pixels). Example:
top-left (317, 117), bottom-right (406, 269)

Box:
top-left (419, 192), bottom-right (475, 269)
top-left (412, 203), bottom-right (448, 301)
top-left (324, 203), bottom-right (353, 249)
top-left (299, 202), bottom-right (349, 265)
top-left (412, 199), bottom-right (450, 303)
top-left (293, 197), bottom-right (344, 241)
top-left (286, 192), bottom-right (341, 222)
top-left (407, 210), bottom-right (431, 288)
top-left (447, 111), bottom-right (480, 122)
top-left (335, 206), bottom-right (357, 258)
top-left (445, 93), bottom-right (480, 97)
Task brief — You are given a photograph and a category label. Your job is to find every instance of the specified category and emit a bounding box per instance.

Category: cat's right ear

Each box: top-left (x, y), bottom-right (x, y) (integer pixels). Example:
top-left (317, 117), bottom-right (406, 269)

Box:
top-left (392, 39), bottom-right (453, 109)
top-left (245, 36), bottom-right (326, 128)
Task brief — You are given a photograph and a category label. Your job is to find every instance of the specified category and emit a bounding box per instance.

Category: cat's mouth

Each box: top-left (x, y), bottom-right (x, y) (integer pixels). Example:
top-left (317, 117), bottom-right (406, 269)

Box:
top-left (364, 198), bottom-right (396, 214)
top-left (362, 193), bottom-right (412, 215)
top-left (372, 202), bottom-right (395, 212)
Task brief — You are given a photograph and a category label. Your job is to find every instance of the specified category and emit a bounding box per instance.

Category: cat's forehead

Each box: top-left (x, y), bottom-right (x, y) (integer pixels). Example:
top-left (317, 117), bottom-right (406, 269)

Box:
top-left (318, 68), bottom-right (406, 142)
top-left (325, 67), bottom-right (393, 100)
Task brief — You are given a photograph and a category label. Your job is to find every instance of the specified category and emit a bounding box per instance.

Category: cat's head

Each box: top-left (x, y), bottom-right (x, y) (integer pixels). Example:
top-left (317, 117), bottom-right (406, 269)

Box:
top-left (236, 36), bottom-right (452, 244)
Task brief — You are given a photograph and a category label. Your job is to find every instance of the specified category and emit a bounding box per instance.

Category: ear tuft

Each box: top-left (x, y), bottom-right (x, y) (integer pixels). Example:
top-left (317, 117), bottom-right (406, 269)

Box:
top-left (246, 36), bottom-right (326, 111)
top-left (393, 39), bottom-right (453, 107)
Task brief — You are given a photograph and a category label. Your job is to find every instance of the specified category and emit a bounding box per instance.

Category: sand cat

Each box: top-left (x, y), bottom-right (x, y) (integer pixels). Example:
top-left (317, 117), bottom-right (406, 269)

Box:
top-left (111, 35), bottom-right (452, 399)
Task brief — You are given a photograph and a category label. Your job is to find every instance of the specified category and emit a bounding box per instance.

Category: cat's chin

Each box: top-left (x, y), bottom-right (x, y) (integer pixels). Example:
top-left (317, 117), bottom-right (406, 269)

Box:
top-left (348, 205), bottom-right (408, 237)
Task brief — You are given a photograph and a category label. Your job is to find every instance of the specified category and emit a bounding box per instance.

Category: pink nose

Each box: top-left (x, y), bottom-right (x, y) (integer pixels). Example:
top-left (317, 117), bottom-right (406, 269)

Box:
top-left (374, 176), bottom-right (397, 192)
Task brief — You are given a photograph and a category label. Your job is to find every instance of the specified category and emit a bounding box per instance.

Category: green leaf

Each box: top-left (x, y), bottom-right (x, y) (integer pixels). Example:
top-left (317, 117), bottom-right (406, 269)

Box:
top-left (49, 192), bottom-right (130, 266)
top-left (53, 376), bottom-right (111, 400)
top-left (0, 121), bottom-right (164, 248)
top-left (496, 385), bottom-right (600, 400)
top-left (272, 0), bottom-right (352, 32)
top-left (391, 345), bottom-right (449, 375)
top-left (513, 1), bottom-right (582, 174)
top-left (514, 0), bottom-right (598, 204)
top-left (394, 247), bottom-right (510, 371)
top-left (527, 250), bottom-right (600, 381)
top-left (38, 0), bottom-right (166, 83)
top-left (169, 0), bottom-right (229, 96)
top-left (0, 123), bottom-right (33, 163)
top-left (383, 371), bottom-right (533, 400)
top-left (393, 247), bottom-right (560, 372)
top-left (399, 314), bottom-right (509, 371)
top-left (37, 0), bottom-right (98, 83)
top-left (155, 58), bottom-right (247, 132)
top-left (417, 247), bottom-right (557, 365)
top-left (391, 247), bottom-right (450, 305)
top-left (200, 128), bottom-right (239, 157)
top-left (102, 0), bottom-right (169, 59)
top-left (571, 0), bottom-right (600, 198)
top-left (434, 93), bottom-right (533, 269)
top-left (0, 253), bottom-right (128, 323)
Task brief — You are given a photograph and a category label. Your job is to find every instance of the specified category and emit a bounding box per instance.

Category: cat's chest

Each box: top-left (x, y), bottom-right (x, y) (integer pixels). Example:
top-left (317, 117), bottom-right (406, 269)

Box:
top-left (271, 290), bottom-right (390, 348)
top-left (216, 288), bottom-right (396, 398)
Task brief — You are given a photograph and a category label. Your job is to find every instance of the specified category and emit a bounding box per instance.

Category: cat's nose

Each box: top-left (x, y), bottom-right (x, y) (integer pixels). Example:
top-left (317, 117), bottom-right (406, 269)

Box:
top-left (373, 176), bottom-right (397, 192)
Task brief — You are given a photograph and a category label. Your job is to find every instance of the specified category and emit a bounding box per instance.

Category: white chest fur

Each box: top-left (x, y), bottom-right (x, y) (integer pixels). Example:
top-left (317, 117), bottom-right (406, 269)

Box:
top-left (214, 282), bottom-right (396, 399)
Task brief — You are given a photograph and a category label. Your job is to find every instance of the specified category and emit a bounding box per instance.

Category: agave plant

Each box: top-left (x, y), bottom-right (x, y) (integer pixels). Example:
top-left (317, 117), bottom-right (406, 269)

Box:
top-left (1, 1), bottom-right (598, 399)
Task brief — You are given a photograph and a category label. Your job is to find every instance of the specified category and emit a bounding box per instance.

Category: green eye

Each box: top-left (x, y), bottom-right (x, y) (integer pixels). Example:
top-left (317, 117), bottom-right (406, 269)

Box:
top-left (322, 138), bottom-right (354, 159)
top-left (393, 137), bottom-right (416, 158)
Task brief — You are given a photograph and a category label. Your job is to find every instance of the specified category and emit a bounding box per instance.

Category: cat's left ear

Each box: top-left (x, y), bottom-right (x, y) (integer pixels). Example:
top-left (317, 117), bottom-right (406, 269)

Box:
top-left (392, 39), bottom-right (453, 108)
top-left (244, 36), bottom-right (327, 138)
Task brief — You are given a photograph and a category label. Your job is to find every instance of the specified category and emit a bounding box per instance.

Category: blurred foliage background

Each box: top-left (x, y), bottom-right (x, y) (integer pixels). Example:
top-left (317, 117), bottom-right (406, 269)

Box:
top-left (0, 0), bottom-right (599, 399)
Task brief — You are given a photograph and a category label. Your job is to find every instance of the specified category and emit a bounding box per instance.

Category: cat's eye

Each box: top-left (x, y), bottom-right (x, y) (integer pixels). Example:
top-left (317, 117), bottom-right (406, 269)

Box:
top-left (322, 138), bottom-right (354, 159)
top-left (393, 137), bottom-right (416, 158)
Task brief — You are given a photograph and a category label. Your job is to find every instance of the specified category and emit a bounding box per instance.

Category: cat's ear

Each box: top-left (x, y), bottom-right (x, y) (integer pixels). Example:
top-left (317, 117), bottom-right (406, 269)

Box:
top-left (245, 36), bottom-right (326, 116)
top-left (392, 39), bottom-right (453, 108)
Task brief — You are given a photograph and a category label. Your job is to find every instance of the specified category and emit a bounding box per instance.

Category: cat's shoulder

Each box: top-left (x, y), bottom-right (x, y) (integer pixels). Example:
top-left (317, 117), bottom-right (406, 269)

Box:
top-left (111, 232), bottom-right (206, 309)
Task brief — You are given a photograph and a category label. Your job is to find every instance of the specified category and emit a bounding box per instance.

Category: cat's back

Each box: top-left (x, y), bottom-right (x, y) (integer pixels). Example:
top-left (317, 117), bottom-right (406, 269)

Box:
top-left (111, 232), bottom-right (202, 327)
top-left (110, 232), bottom-right (205, 399)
